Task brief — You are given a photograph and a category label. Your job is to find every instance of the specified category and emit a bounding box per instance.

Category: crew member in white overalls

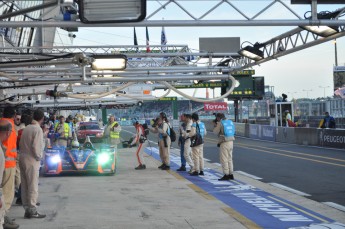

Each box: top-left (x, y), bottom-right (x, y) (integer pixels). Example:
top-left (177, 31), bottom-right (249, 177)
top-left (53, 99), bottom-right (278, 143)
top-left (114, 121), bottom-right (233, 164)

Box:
top-left (213, 113), bottom-right (236, 181)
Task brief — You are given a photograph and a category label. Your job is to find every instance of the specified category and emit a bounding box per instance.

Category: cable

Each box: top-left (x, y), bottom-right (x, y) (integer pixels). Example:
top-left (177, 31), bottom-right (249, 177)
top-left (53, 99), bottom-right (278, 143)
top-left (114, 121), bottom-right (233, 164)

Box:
top-left (66, 82), bottom-right (136, 99)
top-left (114, 89), bottom-right (171, 101)
top-left (159, 75), bottom-right (236, 103)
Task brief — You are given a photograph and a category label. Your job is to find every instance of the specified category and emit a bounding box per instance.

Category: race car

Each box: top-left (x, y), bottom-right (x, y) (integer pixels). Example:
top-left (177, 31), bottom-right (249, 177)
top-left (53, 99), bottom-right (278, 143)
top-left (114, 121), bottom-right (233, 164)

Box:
top-left (43, 137), bottom-right (116, 175)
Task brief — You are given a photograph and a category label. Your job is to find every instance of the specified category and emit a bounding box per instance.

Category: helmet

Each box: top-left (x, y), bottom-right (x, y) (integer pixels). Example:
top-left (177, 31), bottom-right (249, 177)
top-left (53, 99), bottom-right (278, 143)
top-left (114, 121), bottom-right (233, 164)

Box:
top-left (71, 139), bottom-right (80, 148)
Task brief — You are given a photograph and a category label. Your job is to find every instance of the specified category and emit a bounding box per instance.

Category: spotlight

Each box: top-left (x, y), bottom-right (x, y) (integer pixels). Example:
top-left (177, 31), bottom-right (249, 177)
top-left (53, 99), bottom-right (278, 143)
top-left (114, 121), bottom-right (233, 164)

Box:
top-left (238, 45), bottom-right (264, 61)
top-left (302, 25), bottom-right (339, 37)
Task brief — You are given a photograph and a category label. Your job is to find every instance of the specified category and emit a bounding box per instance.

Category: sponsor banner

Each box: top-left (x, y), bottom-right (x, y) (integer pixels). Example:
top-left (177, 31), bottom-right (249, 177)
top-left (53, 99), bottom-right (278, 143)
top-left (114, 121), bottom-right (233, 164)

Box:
top-left (249, 124), bottom-right (260, 139)
top-left (319, 129), bottom-right (345, 149)
top-left (204, 102), bottom-right (228, 111)
top-left (145, 147), bottom-right (335, 229)
top-left (261, 125), bottom-right (276, 141)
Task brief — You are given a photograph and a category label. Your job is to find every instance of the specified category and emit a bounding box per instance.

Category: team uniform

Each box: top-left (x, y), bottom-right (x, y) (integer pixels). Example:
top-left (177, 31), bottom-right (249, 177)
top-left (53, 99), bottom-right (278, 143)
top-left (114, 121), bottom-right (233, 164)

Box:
top-left (54, 122), bottom-right (71, 147)
top-left (0, 118), bottom-right (17, 216)
top-left (182, 119), bottom-right (194, 171)
top-left (105, 121), bottom-right (121, 147)
top-left (0, 145), bottom-right (6, 229)
top-left (19, 120), bottom-right (45, 217)
top-left (189, 121), bottom-right (206, 175)
top-left (213, 119), bottom-right (236, 180)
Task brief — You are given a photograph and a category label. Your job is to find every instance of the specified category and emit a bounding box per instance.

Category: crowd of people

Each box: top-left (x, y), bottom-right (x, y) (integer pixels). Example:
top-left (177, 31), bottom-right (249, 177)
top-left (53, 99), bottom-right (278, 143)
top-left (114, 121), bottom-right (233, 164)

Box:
top-left (0, 103), bottom-right (267, 229)
top-left (129, 111), bottom-right (236, 181)
top-left (0, 107), bottom-right (47, 229)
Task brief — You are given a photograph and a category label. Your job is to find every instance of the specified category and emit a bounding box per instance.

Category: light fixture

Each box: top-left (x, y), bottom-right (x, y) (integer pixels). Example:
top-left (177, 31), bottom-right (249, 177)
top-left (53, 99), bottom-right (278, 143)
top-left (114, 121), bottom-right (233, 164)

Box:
top-left (302, 25), bottom-right (339, 37)
top-left (91, 55), bottom-right (127, 71)
top-left (238, 45), bottom-right (264, 61)
top-left (78, 0), bottom-right (146, 23)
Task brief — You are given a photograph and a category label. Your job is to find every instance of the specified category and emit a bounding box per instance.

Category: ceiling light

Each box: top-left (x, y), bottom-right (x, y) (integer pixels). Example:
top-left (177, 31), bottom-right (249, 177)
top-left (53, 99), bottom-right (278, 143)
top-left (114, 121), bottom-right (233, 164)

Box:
top-left (302, 25), bottom-right (339, 37)
top-left (79, 0), bottom-right (146, 23)
top-left (238, 45), bottom-right (264, 61)
top-left (91, 55), bottom-right (127, 71)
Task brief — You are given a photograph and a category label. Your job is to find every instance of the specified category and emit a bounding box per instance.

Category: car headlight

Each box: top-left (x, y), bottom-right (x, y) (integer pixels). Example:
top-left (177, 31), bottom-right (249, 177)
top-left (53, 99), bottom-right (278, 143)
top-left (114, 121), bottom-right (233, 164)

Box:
top-left (97, 153), bottom-right (110, 164)
top-left (50, 155), bottom-right (61, 164)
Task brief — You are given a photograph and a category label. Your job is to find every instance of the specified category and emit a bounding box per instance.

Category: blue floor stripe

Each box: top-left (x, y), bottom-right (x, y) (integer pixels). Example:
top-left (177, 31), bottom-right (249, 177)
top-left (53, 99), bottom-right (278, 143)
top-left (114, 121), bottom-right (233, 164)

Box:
top-left (145, 147), bottom-right (336, 229)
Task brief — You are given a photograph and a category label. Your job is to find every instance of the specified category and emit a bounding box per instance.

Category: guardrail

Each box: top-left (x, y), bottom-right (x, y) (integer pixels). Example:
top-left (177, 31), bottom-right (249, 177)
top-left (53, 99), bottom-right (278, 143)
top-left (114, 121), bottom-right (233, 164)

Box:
top-left (203, 120), bottom-right (345, 149)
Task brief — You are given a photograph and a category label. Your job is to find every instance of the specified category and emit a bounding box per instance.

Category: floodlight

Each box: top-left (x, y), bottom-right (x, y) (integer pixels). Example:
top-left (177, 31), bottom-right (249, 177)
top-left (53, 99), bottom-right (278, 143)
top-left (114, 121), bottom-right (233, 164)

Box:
top-left (79, 0), bottom-right (146, 23)
top-left (91, 55), bottom-right (127, 71)
top-left (302, 25), bottom-right (339, 37)
top-left (238, 45), bottom-right (264, 61)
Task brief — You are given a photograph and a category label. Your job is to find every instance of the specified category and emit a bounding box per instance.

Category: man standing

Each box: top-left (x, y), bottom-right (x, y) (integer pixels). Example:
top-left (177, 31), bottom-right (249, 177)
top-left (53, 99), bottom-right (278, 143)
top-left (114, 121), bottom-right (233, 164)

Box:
top-left (181, 114), bottom-right (194, 173)
top-left (1, 106), bottom-right (19, 229)
top-left (213, 113), bottom-right (236, 181)
top-left (177, 114), bottom-right (186, 171)
top-left (0, 120), bottom-right (15, 229)
top-left (189, 113), bottom-right (206, 176)
top-left (105, 115), bottom-right (121, 148)
top-left (130, 121), bottom-right (147, 170)
top-left (19, 109), bottom-right (46, 219)
top-left (55, 116), bottom-right (71, 147)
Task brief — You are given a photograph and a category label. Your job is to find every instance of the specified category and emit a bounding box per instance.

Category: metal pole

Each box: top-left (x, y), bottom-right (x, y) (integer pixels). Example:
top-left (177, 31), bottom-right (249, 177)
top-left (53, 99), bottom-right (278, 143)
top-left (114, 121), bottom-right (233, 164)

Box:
top-left (234, 100), bottom-right (238, 122)
top-left (1, 20), bottom-right (345, 28)
top-left (334, 39), bottom-right (338, 66)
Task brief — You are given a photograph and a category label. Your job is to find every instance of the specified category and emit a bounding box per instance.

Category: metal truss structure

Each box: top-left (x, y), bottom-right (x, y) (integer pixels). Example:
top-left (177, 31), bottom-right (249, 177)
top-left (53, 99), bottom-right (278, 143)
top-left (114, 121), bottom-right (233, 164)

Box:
top-left (0, 0), bottom-right (345, 107)
top-left (1, 0), bottom-right (345, 27)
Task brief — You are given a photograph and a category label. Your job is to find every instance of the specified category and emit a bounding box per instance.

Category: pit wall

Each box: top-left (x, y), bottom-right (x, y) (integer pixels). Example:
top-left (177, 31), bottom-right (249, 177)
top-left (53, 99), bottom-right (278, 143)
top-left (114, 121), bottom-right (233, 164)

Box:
top-left (203, 121), bottom-right (345, 149)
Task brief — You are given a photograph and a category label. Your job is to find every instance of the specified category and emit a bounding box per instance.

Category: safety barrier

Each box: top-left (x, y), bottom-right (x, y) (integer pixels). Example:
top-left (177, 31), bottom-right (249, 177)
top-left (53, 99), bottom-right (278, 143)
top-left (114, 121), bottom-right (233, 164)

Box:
top-left (203, 120), bottom-right (345, 149)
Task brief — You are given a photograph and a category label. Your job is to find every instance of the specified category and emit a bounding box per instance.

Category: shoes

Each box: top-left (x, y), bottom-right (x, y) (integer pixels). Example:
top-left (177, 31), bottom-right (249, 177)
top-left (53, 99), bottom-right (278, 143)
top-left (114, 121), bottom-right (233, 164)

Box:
top-left (190, 171), bottom-right (199, 176)
top-left (188, 166), bottom-right (193, 174)
top-left (36, 202), bottom-right (40, 206)
top-left (158, 164), bottom-right (165, 169)
top-left (25, 211), bottom-right (46, 219)
top-left (199, 171), bottom-right (204, 176)
top-left (218, 174), bottom-right (230, 181)
top-left (4, 216), bottom-right (19, 229)
top-left (176, 166), bottom-right (186, 171)
top-left (135, 164), bottom-right (146, 170)
top-left (15, 198), bottom-right (22, 205)
top-left (229, 174), bottom-right (234, 180)
top-left (161, 165), bottom-right (170, 170)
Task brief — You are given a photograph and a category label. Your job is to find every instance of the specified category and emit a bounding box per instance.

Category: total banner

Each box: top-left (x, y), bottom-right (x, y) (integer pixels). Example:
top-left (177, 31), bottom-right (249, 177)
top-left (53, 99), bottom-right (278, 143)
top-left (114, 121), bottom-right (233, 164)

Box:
top-left (204, 102), bottom-right (228, 111)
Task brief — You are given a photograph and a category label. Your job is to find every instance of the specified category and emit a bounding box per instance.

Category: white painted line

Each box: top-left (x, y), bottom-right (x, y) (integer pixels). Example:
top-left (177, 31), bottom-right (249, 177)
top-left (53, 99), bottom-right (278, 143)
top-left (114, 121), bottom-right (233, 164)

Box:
top-left (269, 183), bottom-right (311, 197)
top-left (323, 202), bottom-right (345, 212)
top-left (204, 158), bottom-right (211, 162)
top-left (235, 171), bottom-right (262, 180)
top-left (212, 163), bottom-right (221, 167)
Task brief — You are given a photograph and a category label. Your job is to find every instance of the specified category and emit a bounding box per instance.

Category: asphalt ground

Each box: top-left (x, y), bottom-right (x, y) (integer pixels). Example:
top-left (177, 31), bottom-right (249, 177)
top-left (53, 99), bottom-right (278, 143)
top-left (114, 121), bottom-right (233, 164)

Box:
top-left (6, 126), bottom-right (345, 229)
top-left (121, 126), bottom-right (345, 206)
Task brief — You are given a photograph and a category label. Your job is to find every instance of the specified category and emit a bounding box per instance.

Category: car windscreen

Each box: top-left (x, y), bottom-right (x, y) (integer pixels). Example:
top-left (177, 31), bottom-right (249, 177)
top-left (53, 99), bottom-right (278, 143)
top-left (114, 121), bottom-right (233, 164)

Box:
top-left (79, 125), bottom-right (100, 130)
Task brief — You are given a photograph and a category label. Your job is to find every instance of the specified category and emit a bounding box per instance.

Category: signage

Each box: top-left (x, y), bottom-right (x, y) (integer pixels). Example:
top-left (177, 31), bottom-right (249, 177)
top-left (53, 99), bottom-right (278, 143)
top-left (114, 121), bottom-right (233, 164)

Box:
top-left (174, 82), bottom-right (227, 89)
top-left (204, 102), bottom-right (228, 111)
top-left (232, 69), bottom-right (255, 76)
top-left (319, 129), bottom-right (345, 149)
top-left (158, 97), bottom-right (177, 101)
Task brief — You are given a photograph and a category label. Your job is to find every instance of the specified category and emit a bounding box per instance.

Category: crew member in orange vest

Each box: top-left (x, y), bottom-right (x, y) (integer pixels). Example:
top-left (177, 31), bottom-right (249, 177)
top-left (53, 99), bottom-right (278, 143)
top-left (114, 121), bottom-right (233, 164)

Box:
top-left (1, 106), bottom-right (20, 229)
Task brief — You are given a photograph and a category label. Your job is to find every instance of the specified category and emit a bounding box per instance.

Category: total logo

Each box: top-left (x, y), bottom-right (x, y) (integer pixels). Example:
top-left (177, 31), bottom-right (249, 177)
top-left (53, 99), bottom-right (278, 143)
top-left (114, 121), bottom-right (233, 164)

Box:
top-left (204, 102), bottom-right (228, 111)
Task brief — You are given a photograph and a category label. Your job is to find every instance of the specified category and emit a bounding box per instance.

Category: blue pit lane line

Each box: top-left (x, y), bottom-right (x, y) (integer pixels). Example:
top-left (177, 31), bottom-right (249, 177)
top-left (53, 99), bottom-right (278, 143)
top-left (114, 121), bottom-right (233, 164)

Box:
top-left (145, 147), bottom-right (336, 229)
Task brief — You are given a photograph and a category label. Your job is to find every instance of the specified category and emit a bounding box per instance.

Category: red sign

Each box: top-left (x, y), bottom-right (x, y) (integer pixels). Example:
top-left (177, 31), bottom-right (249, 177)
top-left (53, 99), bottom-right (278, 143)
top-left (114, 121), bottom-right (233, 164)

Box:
top-left (204, 102), bottom-right (228, 111)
